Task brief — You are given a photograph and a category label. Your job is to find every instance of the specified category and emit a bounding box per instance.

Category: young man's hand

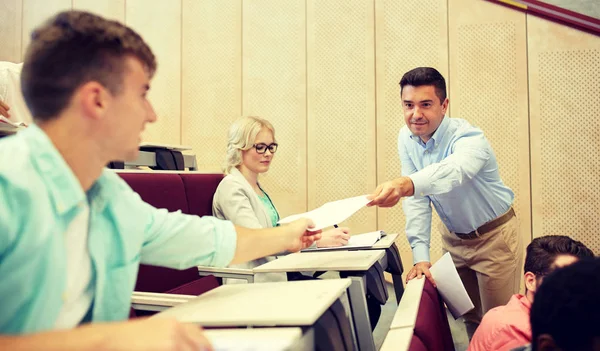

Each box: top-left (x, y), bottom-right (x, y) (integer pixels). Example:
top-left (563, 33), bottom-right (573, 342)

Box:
top-left (285, 218), bottom-right (322, 252)
top-left (0, 100), bottom-right (10, 118)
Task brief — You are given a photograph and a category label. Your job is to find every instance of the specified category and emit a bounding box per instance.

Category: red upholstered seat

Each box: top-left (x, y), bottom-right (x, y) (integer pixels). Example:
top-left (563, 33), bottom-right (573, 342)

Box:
top-left (117, 172), bottom-right (225, 314)
top-left (409, 279), bottom-right (455, 351)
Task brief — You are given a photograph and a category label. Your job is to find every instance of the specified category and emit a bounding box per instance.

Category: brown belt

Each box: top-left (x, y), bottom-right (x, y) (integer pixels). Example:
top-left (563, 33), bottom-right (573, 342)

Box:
top-left (454, 207), bottom-right (515, 240)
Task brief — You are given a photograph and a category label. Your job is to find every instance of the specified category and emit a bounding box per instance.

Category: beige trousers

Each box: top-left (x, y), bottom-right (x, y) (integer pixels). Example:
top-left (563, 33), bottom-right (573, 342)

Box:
top-left (440, 214), bottom-right (523, 336)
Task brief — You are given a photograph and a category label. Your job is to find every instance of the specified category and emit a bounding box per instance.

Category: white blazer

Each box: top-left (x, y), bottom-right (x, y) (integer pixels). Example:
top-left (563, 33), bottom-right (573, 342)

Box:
top-left (212, 167), bottom-right (286, 283)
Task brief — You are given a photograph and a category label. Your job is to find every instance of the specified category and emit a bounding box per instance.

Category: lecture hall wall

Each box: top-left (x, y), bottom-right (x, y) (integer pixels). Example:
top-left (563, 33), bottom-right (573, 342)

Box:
top-left (2, 0), bottom-right (598, 264)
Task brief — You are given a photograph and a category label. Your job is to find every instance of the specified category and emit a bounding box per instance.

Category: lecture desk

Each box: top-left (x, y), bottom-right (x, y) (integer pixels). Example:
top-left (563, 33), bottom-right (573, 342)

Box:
top-left (253, 250), bottom-right (386, 351)
top-left (204, 327), bottom-right (312, 351)
top-left (153, 279), bottom-right (356, 350)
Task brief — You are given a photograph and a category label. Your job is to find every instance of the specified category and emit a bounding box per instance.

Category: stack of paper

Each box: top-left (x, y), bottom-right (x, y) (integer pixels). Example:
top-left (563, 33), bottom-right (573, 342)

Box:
top-left (302, 230), bottom-right (386, 252)
top-left (278, 195), bottom-right (370, 231)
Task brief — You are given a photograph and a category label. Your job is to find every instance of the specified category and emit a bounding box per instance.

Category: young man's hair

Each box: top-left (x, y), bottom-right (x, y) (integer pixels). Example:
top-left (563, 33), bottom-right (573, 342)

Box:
top-left (21, 10), bottom-right (156, 121)
top-left (524, 235), bottom-right (594, 277)
top-left (399, 67), bottom-right (447, 103)
top-left (530, 258), bottom-right (600, 351)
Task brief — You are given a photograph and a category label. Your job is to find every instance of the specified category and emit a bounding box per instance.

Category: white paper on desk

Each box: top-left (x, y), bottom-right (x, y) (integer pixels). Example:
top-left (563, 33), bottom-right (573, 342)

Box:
top-left (301, 230), bottom-right (385, 252)
top-left (277, 195), bottom-right (370, 231)
top-left (429, 252), bottom-right (474, 319)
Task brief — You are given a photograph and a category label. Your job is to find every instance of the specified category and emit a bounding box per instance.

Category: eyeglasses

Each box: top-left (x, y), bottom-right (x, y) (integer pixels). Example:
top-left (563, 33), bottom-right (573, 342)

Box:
top-left (253, 143), bottom-right (278, 154)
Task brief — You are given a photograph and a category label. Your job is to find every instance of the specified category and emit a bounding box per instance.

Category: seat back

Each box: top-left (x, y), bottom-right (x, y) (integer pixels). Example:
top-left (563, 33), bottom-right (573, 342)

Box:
top-left (118, 171), bottom-right (225, 293)
top-left (409, 279), bottom-right (455, 351)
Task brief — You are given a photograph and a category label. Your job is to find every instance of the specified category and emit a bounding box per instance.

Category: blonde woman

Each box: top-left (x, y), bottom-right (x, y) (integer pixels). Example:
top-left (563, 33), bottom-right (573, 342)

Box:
top-left (213, 116), bottom-right (350, 283)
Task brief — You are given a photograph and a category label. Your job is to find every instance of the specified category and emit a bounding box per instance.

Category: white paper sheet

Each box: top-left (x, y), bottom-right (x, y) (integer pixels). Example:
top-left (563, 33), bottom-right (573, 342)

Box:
top-left (301, 230), bottom-right (385, 252)
top-left (429, 252), bottom-right (475, 319)
top-left (278, 195), bottom-right (370, 231)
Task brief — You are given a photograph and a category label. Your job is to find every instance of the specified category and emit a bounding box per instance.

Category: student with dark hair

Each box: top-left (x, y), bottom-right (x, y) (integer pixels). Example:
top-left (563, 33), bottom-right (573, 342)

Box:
top-left (527, 257), bottom-right (600, 351)
top-left (368, 67), bottom-right (521, 338)
top-left (469, 235), bottom-right (594, 351)
top-left (0, 11), bottom-right (320, 350)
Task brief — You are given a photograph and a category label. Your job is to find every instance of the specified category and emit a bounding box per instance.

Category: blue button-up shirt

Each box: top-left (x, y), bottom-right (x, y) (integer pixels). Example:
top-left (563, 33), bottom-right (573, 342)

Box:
top-left (0, 125), bottom-right (237, 334)
top-left (399, 117), bottom-right (514, 264)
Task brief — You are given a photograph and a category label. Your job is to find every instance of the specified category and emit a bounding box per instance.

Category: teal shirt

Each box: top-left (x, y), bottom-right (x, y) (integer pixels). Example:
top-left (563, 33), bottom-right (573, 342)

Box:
top-left (258, 190), bottom-right (279, 227)
top-left (0, 125), bottom-right (237, 334)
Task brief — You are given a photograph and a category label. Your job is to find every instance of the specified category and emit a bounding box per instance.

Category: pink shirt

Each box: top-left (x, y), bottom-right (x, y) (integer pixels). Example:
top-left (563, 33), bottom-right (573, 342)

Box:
top-left (468, 294), bottom-right (532, 351)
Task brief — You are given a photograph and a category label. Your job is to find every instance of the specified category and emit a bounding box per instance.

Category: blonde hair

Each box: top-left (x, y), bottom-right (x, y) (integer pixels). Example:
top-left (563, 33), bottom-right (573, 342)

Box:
top-left (224, 116), bottom-right (275, 174)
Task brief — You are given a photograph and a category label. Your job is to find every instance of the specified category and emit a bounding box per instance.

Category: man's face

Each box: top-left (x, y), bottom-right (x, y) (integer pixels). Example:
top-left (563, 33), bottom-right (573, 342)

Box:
top-left (104, 56), bottom-right (157, 161)
top-left (401, 85), bottom-right (448, 143)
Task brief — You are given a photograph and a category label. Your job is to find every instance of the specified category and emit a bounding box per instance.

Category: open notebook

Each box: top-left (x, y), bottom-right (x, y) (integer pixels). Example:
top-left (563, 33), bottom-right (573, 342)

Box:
top-left (302, 230), bottom-right (386, 252)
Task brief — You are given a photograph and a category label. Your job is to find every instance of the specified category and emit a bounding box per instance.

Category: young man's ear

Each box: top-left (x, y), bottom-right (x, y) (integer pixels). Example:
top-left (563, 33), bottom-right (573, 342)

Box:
top-left (537, 334), bottom-right (559, 351)
top-left (524, 271), bottom-right (538, 293)
top-left (79, 81), bottom-right (110, 120)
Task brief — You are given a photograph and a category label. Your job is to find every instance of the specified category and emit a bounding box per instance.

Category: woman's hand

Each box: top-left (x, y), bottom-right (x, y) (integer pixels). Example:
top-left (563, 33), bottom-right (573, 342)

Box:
top-left (317, 227), bottom-right (350, 248)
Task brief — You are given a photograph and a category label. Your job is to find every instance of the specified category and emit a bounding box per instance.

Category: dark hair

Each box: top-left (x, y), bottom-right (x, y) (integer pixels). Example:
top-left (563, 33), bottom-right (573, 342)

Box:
top-left (399, 67), bottom-right (447, 103)
top-left (524, 235), bottom-right (594, 276)
top-left (530, 258), bottom-right (600, 351)
top-left (21, 10), bottom-right (156, 121)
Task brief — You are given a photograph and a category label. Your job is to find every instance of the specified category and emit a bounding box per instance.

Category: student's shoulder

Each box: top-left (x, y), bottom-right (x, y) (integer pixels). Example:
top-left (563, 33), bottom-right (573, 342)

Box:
top-left (0, 136), bottom-right (40, 226)
top-left (216, 173), bottom-right (247, 192)
top-left (0, 135), bottom-right (38, 188)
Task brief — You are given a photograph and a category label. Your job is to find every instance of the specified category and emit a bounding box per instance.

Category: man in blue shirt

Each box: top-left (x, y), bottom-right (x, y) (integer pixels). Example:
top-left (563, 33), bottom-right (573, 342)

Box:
top-left (368, 67), bottom-right (522, 338)
top-left (0, 11), bottom-right (320, 350)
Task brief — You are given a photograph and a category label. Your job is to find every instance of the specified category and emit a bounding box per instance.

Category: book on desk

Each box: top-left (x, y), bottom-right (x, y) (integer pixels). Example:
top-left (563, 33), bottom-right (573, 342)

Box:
top-left (301, 230), bottom-right (387, 252)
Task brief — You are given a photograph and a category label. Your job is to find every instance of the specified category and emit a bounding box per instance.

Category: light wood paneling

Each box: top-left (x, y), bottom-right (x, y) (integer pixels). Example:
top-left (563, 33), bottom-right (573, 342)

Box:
top-left (375, 0), bottom-right (449, 257)
top-left (181, 0), bottom-right (242, 172)
top-left (22, 0), bottom-right (71, 58)
top-left (528, 15), bottom-right (600, 254)
top-left (0, 0), bottom-right (23, 62)
top-left (307, 0), bottom-right (377, 234)
top-left (242, 0), bottom-right (307, 218)
top-left (126, 0), bottom-right (181, 145)
top-left (72, 0), bottom-right (125, 22)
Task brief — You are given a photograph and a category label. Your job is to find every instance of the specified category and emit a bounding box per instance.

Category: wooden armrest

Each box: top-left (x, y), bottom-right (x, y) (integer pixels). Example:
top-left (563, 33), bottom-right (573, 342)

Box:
top-left (390, 277), bottom-right (425, 329)
top-left (196, 266), bottom-right (254, 276)
top-left (131, 291), bottom-right (196, 308)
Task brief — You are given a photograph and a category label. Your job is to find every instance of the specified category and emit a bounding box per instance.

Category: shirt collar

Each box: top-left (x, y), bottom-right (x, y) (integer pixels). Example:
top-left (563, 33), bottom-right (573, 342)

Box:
top-left (409, 116), bottom-right (450, 148)
top-left (22, 125), bottom-right (87, 215)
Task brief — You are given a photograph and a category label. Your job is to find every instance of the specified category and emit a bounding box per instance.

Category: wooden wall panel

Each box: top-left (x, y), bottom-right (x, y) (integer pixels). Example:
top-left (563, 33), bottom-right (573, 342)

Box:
top-left (528, 15), bottom-right (600, 254)
top-left (126, 0), bottom-right (181, 145)
top-left (242, 0), bottom-right (307, 218)
top-left (181, 0), bottom-right (242, 172)
top-left (307, 0), bottom-right (376, 234)
top-left (0, 0), bottom-right (23, 62)
top-left (22, 0), bottom-right (71, 57)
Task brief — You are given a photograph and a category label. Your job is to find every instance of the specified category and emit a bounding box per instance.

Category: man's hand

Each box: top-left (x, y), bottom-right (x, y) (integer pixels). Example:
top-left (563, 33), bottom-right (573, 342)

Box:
top-left (285, 218), bottom-right (322, 252)
top-left (367, 176), bottom-right (415, 207)
top-left (101, 318), bottom-right (213, 351)
top-left (0, 318), bottom-right (214, 351)
top-left (406, 261), bottom-right (436, 287)
top-left (0, 100), bottom-right (10, 118)
top-left (317, 227), bottom-right (350, 248)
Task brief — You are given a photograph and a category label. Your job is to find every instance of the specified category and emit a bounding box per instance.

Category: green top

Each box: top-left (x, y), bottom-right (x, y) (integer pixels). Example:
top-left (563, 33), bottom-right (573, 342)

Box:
top-left (258, 190), bottom-right (279, 227)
